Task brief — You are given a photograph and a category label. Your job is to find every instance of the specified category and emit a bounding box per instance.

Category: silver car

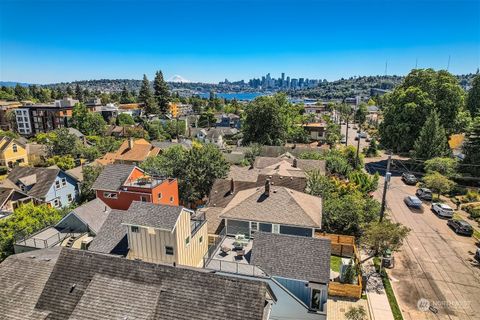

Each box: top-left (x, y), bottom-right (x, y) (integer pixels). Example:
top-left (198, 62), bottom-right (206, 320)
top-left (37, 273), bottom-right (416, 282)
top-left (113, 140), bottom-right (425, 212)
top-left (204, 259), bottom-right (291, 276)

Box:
top-left (431, 202), bottom-right (454, 218)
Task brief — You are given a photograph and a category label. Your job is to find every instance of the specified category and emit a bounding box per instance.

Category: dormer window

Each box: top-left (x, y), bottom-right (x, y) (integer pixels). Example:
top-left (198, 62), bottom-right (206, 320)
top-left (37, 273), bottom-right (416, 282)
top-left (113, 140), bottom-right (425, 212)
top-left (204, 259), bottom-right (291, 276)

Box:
top-left (12, 144), bottom-right (18, 153)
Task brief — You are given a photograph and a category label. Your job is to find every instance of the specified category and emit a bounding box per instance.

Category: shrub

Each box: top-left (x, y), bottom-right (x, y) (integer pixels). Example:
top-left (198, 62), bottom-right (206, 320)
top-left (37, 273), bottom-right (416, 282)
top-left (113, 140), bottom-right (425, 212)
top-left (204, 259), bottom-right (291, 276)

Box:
top-left (465, 190), bottom-right (480, 203)
top-left (0, 166), bottom-right (7, 175)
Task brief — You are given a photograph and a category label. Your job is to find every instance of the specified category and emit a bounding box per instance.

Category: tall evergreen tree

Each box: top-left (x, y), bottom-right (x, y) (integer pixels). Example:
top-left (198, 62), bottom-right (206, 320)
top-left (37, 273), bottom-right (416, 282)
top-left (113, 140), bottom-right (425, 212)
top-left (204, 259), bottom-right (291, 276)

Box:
top-left (66, 85), bottom-right (74, 97)
top-left (138, 74), bottom-right (158, 114)
top-left (466, 75), bottom-right (480, 117)
top-left (75, 84), bottom-right (83, 102)
top-left (413, 110), bottom-right (449, 159)
top-left (120, 86), bottom-right (134, 104)
top-left (462, 117), bottom-right (480, 177)
top-left (153, 70), bottom-right (170, 114)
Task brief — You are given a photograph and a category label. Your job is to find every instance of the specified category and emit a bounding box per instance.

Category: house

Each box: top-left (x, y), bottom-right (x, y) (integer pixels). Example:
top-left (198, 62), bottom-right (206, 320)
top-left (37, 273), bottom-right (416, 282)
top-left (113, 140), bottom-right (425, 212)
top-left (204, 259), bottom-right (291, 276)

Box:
top-left (0, 187), bottom-right (32, 218)
top-left (192, 127), bottom-right (239, 148)
top-left (118, 102), bottom-right (143, 117)
top-left (88, 201), bottom-right (207, 268)
top-left (97, 138), bottom-right (159, 165)
top-left (221, 180), bottom-right (322, 238)
top-left (0, 247), bottom-right (275, 320)
top-left (14, 198), bottom-right (111, 253)
top-left (67, 127), bottom-right (86, 144)
top-left (26, 142), bottom-right (48, 165)
top-left (1, 166), bottom-right (79, 208)
top-left (251, 232), bottom-right (331, 312)
top-left (92, 164), bottom-right (179, 210)
top-left (217, 113), bottom-right (241, 129)
top-left (0, 136), bottom-right (28, 168)
top-left (104, 124), bottom-right (147, 138)
top-left (303, 122), bottom-right (327, 141)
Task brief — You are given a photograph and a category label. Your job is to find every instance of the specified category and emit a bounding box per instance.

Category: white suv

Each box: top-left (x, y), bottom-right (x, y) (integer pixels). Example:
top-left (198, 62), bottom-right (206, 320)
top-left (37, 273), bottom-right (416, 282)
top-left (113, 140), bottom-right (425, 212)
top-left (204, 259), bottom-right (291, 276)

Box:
top-left (431, 202), bottom-right (454, 218)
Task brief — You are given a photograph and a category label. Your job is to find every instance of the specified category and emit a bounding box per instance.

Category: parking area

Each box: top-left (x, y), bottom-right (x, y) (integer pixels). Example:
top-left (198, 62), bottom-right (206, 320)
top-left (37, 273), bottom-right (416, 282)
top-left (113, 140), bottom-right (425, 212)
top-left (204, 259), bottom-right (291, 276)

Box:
top-left (373, 174), bottom-right (480, 320)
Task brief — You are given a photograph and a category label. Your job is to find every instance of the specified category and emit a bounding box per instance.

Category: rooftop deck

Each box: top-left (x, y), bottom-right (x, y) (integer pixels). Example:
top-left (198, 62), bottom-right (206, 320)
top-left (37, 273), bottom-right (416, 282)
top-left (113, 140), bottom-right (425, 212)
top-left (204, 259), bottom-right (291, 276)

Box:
top-left (204, 236), bottom-right (267, 277)
top-left (15, 227), bottom-right (82, 249)
top-left (123, 177), bottom-right (165, 189)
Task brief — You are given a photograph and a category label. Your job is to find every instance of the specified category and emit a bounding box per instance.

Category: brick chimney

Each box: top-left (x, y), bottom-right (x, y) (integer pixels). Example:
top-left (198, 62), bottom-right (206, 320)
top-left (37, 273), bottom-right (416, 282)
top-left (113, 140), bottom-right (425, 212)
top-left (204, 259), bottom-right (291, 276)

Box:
top-left (292, 158), bottom-right (298, 168)
top-left (128, 138), bottom-right (134, 149)
top-left (264, 179), bottom-right (270, 197)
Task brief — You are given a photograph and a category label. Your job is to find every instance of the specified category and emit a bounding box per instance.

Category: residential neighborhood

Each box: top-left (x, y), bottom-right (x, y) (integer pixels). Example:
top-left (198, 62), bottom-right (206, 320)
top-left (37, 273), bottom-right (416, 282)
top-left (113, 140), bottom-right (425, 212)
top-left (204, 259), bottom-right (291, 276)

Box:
top-left (1, 1), bottom-right (480, 319)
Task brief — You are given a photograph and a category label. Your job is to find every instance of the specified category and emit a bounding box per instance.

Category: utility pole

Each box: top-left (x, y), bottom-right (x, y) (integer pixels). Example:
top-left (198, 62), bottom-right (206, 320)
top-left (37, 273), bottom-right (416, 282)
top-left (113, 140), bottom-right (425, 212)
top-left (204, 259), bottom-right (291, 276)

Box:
top-left (345, 116), bottom-right (349, 146)
top-left (379, 153), bottom-right (392, 222)
top-left (355, 131), bottom-right (361, 168)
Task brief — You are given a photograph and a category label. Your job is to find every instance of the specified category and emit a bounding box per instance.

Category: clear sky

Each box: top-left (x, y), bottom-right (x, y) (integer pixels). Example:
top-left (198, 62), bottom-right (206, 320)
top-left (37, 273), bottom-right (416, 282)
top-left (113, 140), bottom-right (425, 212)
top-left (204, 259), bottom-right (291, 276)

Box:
top-left (0, 0), bottom-right (479, 84)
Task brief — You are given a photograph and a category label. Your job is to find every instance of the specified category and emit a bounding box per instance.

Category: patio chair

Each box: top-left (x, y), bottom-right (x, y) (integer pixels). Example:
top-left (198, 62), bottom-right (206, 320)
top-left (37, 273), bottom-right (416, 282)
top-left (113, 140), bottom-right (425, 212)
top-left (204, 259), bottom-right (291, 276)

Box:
top-left (236, 249), bottom-right (245, 258)
top-left (220, 245), bottom-right (231, 255)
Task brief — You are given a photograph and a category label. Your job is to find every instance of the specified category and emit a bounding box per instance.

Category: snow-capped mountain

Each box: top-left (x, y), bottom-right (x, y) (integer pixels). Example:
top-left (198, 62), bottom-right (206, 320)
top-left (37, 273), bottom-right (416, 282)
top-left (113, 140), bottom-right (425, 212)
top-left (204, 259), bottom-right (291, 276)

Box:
top-left (168, 75), bottom-right (190, 83)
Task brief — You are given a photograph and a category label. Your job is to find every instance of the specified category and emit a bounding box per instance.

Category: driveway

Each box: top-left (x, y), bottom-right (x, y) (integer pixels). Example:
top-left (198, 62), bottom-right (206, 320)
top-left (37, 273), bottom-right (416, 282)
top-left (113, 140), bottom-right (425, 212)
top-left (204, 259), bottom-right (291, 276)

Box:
top-left (368, 160), bottom-right (480, 320)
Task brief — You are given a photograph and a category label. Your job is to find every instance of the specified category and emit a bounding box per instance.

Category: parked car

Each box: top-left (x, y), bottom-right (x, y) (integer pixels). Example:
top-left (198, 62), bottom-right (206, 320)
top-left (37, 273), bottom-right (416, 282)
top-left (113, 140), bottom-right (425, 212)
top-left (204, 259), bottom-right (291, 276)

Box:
top-left (447, 219), bottom-right (474, 236)
top-left (365, 137), bottom-right (371, 142)
top-left (402, 173), bottom-right (418, 185)
top-left (475, 248), bottom-right (480, 262)
top-left (354, 134), bottom-right (360, 141)
top-left (404, 196), bottom-right (423, 210)
top-left (359, 132), bottom-right (367, 138)
top-left (431, 202), bottom-right (454, 218)
top-left (416, 188), bottom-right (433, 201)
top-left (340, 135), bottom-right (346, 144)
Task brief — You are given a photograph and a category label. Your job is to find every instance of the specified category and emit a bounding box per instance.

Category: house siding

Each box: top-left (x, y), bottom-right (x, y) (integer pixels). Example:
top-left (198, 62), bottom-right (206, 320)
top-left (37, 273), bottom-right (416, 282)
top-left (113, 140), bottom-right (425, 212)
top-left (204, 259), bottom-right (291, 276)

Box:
top-left (226, 219), bottom-right (314, 238)
top-left (127, 225), bottom-right (177, 265)
top-left (175, 210), bottom-right (208, 268)
top-left (45, 172), bottom-right (79, 207)
top-left (0, 140), bottom-right (28, 168)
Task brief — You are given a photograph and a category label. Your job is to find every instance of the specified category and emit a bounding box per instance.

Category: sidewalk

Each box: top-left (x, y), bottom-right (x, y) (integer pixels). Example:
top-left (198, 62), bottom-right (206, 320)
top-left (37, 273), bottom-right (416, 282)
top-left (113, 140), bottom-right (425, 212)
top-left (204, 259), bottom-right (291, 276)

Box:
top-left (362, 254), bottom-right (395, 320)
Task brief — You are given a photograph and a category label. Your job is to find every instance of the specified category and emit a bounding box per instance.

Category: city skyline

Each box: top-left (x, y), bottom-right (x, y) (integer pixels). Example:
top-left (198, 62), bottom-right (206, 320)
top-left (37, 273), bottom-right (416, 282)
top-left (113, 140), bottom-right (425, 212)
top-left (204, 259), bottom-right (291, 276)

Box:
top-left (1, 0), bottom-right (479, 84)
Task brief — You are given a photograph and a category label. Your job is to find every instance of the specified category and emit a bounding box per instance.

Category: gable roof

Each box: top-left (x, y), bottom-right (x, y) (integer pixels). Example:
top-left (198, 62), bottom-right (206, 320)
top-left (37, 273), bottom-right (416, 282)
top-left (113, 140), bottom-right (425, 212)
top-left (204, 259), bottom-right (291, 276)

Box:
top-left (4, 167), bottom-right (61, 199)
top-left (70, 198), bottom-right (111, 234)
top-left (0, 248), bottom-right (271, 320)
top-left (254, 156), bottom-right (326, 174)
top-left (221, 186), bottom-right (322, 228)
top-left (88, 209), bottom-right (131, 255)
top-left (251, 232), bottom-right (331, 284)
top-left (0, 136), bottom-right (26, 152)
top-left (122, 201), bottom-right (184, 230)
top-left (91, 164), bottom-right (137, 191)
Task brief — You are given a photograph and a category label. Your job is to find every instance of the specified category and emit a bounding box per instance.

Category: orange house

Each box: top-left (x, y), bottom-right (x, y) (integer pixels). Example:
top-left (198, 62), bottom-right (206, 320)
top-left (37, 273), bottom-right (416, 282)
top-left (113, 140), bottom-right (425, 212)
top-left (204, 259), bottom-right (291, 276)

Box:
top-left (92, 164), bottom-right (179, 210)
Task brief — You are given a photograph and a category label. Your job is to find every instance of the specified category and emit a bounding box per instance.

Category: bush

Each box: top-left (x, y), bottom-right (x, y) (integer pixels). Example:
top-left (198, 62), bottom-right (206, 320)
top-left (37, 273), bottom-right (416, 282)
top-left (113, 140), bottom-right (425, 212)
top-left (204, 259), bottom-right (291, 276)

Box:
top-left (463, 203), bottom-right (480, 221)
top-left (0, 166), bottom-right (7, 175)
top-left (465, 190), bottom-right (480, 203)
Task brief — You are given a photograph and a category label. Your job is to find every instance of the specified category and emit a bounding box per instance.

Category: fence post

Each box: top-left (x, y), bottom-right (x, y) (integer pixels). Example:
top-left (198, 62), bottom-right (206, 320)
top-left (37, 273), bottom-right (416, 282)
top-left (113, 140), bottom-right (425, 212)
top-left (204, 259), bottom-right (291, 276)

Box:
top-left (33, 238), bottom-right (37, 248)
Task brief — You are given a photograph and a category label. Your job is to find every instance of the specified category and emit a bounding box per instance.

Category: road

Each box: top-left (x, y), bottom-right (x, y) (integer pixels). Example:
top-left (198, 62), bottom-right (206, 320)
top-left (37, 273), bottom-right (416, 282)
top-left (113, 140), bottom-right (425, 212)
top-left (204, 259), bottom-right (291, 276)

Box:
top-left (340, 124), bottom-right (369, 150)
top-left (368, 158), bottom-right (480, 320)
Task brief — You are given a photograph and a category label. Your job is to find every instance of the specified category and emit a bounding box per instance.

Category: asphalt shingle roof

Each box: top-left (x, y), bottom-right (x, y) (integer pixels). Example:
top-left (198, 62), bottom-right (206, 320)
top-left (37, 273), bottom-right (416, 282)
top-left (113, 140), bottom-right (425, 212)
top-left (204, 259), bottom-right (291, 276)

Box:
top-left (91, 164), bottom-right (136, 191)
top-left (5, 167), bottom-right (61, 199)
top-left (251, 232), bottom-right (331, 284)
top-left (71, 198), bottom-right (111, 234)
top-left (122, 201), bottom-right (183, 230)
top-left (88, 209), bottom-right (132, 255)
top-left (0, 248), bottom-right (270, 320)
top-left (220, 186), bottom-right (322, 228)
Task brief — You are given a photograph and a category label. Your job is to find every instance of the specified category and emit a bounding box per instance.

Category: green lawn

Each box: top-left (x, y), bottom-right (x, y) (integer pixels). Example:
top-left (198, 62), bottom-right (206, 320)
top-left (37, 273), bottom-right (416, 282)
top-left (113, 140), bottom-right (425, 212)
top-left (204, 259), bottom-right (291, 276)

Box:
top-left (330, 255), bottom-right (342, 273)
top-left (373, 257), bottom-right (404, 320)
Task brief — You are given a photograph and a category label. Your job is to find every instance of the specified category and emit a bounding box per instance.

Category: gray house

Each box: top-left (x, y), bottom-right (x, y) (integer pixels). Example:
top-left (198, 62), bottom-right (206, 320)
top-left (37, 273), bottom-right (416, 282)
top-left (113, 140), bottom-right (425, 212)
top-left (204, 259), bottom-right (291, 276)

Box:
top-left (251, 232), bottom-right (331, 314)
top-left (220, 180), bottom-right (322, 238)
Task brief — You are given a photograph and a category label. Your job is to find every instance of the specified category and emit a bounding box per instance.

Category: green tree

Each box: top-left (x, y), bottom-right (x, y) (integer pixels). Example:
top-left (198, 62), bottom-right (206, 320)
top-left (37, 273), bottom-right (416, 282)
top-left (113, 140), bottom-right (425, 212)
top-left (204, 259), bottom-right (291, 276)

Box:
top-left (348, 171), bottom-right (379, 194)
top-left (14, 83), bottom-right (29, 101)
top-left (198, 110), bottom-right (216, 128)
top-left (138, 74), bottom-right (158, 114)
top-left (305, 170), bottom-right (332, 196)
top-left (75, 84), bottom-right (84, 102)
top-left (48, 128), bottom-right (78, 156)
top-left (117, 113), bottom-right (135, 125)
top-left (364, 138), bottom-right (379, 157)
top-left (413, 110), bottom-right (449, 159)
top-left (341, 259), bottom-right (357, 284)
top-left (46, 155), bottom-right (76, 170)
top-left (243, 93), bottom-right (302, 145)
top-left (423, 171), bottom-right (455, 199)
top-left (424, 157), bottom-right (458, 178)
top-left (80, 165), bottom-right (103, 202)
top-left (120, 86), bottom-right (135, 104)
top-left (462, 117), bottom-right (480, 177)
top-left (362, 219), bottom-right (410, 255)
top-left (325, 120), bottom-right (341, 148)
top-left (153, 70), bottom-right (170, 114)
top-left (66, 85), bottom-right (74, 97)
top-left (467, 75), bottom-right (480, 117)
top-left (355, 103), bottom-right (368, 128)
top-left (71, 103), bottom-right (106, 135)
top-left (0, 203), bottom-right (63, 261)
top-left (345, 306), bottom-right (368, 320)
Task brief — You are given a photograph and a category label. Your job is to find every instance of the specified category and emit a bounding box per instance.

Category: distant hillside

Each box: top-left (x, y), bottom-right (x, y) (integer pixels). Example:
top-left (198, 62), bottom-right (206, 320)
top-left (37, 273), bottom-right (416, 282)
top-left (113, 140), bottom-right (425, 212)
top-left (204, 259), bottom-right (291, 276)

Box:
top-left (0, 81), bottom-right (31, 87)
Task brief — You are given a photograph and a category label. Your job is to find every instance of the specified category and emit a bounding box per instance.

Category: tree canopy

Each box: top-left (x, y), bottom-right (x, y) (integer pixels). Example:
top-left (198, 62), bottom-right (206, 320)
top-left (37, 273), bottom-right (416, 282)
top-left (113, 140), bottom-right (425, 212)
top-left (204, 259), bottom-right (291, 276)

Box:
top-left (462, 117), bottom-right (480, 177)
top-left (138, 74), bottom-right (157, 114)
top-left (466, 75), bottom-right (480, 117)
top-left (71, 103), bottom-right (106, 136)
top-left (413, 110), bottom-right (449, 159)
top-left (153, 70), bottom-right (170, 114)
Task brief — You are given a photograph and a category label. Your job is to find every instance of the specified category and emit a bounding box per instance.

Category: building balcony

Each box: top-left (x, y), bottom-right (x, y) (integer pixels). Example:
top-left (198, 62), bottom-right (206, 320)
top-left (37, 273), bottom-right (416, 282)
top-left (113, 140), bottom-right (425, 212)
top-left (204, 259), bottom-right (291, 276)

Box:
top-left (123, 176), bottom-right (166, 189)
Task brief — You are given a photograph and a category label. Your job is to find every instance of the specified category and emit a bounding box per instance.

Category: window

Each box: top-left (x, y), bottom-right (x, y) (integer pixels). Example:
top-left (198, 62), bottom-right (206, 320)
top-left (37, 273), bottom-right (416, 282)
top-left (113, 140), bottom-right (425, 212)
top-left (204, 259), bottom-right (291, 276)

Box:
top-left (140, 196), bottom-right (147, 202)
top-left (165, 246), bottom-right (174, 255)
top-left (272, 224), bottom-right (280, 234)
top-left (158, 193), bottom-right (162, 199)
top-left (18, 123), bottom-right (24, 128)
top-left (199, 236), bottom-right (203, 244)
top-left (170, 196), bottom-right (174, 203)
top-left (61, 178), bottom-right (67, 187)
top-left (12, 144), bottom-right (17, 153)
top-left (53, 199), bottom-right (61, 208)
top-left (103, 192), bottom-right (118, 199)
top-left (131, 226), bottom-right (139, 233)
top-left (250, 221), bottom-right (258, 232)
top-left (67, 194), bottom-right (73, 202)
top-left (185, 236), bottom-right (190, 245)
top-left (55, 180), bottom-right (61, 189)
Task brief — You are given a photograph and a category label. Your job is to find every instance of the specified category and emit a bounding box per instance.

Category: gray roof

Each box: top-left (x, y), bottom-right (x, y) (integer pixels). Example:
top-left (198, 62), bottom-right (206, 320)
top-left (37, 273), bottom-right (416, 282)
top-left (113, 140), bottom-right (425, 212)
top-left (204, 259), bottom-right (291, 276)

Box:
top-left (88, 209), bottom-right (131, 254)
top-left (0, 248), bottom-right (270, 320)
top-left (71, 198), bottom-right (111, 234)
top-left (221, 186), bottom-right (322, 228)
top-left (0, 187), bottom-right (14, 207)
top-left (151, 140), bottom-right (193, 150)
top-left (65, 166), bottom-right (84, 182)
top-left (254, 156), bottom-right (326, 173)
top-left (67, 127), bottom-right (85, 138)
top-left (251, 232), bottom-right (331, 284)
top-left (122, 201), bottom-right (184, 230)
top-left (5, 167), bottom-right (60, 199)
top-left (91, 164), bottom-right (136, 191)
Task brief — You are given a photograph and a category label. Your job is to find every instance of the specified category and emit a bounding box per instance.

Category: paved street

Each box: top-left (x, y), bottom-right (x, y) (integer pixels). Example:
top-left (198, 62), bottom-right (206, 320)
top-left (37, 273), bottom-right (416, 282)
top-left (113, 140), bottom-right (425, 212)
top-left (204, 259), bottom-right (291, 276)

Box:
top-left (368, 158), bottom-right (480, 320)
top-left (340, 124), bottom-right (369, 150)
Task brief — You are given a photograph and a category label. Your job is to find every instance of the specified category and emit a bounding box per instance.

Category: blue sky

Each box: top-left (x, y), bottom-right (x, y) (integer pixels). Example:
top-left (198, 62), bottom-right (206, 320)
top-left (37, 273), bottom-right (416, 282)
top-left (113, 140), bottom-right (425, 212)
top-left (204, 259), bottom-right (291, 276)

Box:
top-left (1, 0), bottom-right (479, 84)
